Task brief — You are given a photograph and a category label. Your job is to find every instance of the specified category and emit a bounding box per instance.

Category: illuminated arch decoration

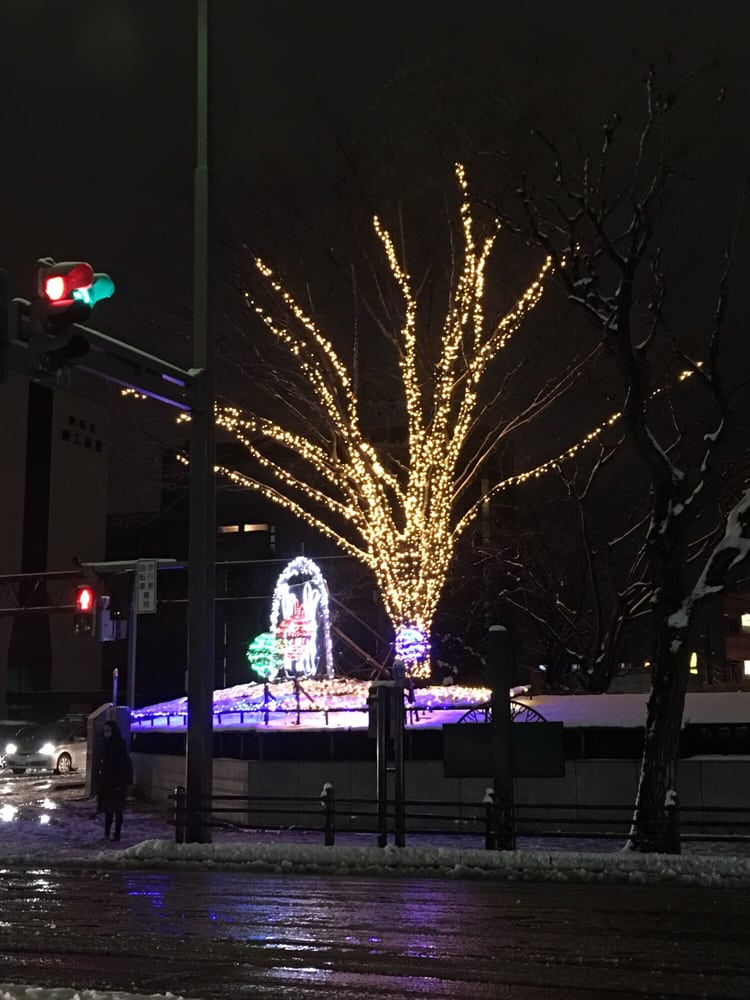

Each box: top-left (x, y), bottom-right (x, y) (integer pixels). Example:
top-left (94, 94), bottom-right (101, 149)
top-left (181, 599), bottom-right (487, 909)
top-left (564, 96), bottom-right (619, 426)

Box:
top-left (246, 632), bottom-right (284, 681)
top-left (270, 557), bottom-right (334, 679)
top-left (395, 625), bottom-right (430, 668)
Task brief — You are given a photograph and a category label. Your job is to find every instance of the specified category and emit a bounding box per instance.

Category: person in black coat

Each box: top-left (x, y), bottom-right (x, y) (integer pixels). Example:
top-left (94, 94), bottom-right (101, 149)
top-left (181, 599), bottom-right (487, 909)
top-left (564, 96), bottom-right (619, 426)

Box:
top-left (96, 719), bottom-right (132, 841)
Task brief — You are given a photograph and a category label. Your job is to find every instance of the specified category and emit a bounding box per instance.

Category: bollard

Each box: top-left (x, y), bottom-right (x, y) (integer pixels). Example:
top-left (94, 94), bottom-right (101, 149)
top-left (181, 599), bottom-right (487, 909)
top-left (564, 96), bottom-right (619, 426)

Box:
top-left (321, 782), bottom-right (336, 846)
top-left (174, 785), bottom-right (187, 844)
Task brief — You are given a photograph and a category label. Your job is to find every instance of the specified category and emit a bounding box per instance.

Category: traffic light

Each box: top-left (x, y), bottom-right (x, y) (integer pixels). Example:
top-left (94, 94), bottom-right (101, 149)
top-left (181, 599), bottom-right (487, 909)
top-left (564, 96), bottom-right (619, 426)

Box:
top-left (35, 259), bottom-right (115, 327)
top-left (29, 258), bottom-right (115, 374)
top-left (73, 584), bottom-right (96, 635)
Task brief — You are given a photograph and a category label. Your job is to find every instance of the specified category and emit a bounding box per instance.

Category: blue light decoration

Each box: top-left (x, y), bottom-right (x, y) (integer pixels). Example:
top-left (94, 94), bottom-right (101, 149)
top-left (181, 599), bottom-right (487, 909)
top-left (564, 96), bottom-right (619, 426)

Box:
top-left (394, 625), bottom-right (430, 665)
top-left (246, 632), bottom-right (284, 681)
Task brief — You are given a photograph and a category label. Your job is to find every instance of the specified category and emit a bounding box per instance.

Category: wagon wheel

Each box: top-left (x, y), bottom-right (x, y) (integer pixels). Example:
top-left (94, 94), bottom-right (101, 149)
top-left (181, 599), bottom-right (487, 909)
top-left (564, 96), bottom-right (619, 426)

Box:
top-left (457, 700), bottom-right (547, 723)
top-left (456, 702), bottom-right (491, 723)
top-left (509, 699), bottom-right (547, 722)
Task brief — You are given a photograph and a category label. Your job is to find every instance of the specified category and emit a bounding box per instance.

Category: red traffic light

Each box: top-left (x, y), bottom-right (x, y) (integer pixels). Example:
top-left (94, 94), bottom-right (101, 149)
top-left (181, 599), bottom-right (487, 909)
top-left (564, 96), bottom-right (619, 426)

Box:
top-left (75, 586), bottom-right (94, 613)
top-left (38, 261), bottom-right (94, 306)
top-left (44, 275), bottom-right (66, 301)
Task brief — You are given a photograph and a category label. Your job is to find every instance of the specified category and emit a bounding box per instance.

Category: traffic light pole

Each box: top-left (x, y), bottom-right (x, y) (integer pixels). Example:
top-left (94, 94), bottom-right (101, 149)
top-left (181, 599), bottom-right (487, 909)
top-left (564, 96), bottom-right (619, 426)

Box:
top-left (185, 0), bottom-right (215, 845)
top-left (126, 584), bottom-right (138, 710)
top-left (1, 4), bottom-right (217, 844)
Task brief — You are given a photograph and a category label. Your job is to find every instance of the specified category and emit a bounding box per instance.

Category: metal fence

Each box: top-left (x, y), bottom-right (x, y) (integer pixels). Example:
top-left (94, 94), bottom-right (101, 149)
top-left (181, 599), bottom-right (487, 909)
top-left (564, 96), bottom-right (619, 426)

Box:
top-left (168, 784), bottom-right (750, 849)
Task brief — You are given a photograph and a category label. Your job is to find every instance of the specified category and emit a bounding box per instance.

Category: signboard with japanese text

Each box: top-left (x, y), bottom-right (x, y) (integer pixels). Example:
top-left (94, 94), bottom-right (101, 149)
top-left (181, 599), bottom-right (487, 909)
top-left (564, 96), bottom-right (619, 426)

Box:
top-left (136, 559), bottom-right (157, 614)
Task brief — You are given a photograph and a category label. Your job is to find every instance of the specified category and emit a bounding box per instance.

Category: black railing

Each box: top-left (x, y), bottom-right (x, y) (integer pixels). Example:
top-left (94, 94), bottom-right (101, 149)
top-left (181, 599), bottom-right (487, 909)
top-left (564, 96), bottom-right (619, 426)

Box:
top-left (168, 785), bottom-right (750, 848)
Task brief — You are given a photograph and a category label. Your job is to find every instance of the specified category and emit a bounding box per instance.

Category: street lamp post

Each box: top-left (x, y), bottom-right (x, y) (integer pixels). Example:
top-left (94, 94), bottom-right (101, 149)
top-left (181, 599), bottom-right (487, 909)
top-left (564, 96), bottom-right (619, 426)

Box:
top-left (185, 0), bottom-right (215, 843)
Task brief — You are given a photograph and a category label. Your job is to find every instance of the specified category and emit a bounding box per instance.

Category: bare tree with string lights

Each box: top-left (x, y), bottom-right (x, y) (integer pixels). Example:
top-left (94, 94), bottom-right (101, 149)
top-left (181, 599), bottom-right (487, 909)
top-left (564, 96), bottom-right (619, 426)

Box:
top-left (485, 65), bottom-right (750, 851)
top-left (210, 165), bottom-right (607, 677)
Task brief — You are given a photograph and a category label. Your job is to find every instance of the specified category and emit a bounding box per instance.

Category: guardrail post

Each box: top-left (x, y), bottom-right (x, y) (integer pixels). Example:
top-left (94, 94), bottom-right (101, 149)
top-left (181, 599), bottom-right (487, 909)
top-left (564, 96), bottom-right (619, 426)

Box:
top-left (483, 787), bottom-right (498, 850)
top-left (174, 785), bottom-right (187, 844)
top-left (665, 791), bottom-right (680, 855)
top-left (487, 624), bottom-right (516, 850)
top-left (320, 782), bottom-right (336, 846)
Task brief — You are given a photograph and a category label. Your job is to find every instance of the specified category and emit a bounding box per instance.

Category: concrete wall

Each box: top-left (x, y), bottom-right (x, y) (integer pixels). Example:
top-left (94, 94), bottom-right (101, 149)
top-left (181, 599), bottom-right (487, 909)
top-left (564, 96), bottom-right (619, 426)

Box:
top-left (133, 753), bottom-right (750, 833)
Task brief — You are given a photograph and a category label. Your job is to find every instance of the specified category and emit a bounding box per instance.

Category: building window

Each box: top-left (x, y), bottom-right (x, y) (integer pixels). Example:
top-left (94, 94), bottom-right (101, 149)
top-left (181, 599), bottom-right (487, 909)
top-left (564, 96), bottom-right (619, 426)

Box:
top-left (61, 429), bottom-right (70, 442)
top-left (741, 613), bottom-right (750, 632)
top-left (217, 525), bottom-right (240, 534)
top-left (744, 660), bottom-right (750, 678)
top-left (689, 652), bottom-right (698, 675)
top-left (243, 523), bottom-right (269, 533)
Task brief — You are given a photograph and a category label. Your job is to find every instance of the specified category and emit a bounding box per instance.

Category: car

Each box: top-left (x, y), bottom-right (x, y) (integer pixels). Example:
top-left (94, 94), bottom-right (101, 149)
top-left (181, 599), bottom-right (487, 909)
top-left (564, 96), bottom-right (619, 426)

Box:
top-left (5, 717), bottom-right (88, 775)
top-left (0, 720), bottom-right (38, 769)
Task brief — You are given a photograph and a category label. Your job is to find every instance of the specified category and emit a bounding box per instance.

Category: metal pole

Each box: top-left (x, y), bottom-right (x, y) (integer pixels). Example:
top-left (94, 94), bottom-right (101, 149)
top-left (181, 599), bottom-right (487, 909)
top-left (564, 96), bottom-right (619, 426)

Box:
top-left (488, 624), bottom-right (516, 850)
top-left (392, 686), bottom-right (405, 847)
top-left (376, 685), bottom-right (388, 847)
top-left (185, 0), bottom-right (215, 844)
top-left (126, 579), bottom-right (138, 708)
top-left (0, 269), bottom-right (8, 385)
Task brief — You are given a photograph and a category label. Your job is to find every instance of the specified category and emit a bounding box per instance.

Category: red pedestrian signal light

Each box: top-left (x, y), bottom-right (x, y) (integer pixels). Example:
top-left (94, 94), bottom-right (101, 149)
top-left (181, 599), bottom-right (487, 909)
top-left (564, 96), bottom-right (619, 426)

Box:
top-left (76, 586), bottom-right (94, 612)
top-left (73, 584), bottom-right (96, 635)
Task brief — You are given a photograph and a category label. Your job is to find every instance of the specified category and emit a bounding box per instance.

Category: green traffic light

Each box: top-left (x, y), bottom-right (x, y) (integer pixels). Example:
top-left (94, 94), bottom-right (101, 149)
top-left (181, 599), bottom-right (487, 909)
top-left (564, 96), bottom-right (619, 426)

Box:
top-left (71, 273), bottom-right (115, 307)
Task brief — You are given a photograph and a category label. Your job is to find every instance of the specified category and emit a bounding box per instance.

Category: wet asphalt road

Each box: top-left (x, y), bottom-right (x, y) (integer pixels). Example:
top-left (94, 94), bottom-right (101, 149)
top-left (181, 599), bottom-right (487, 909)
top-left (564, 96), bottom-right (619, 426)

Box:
top-left (0, 868), bottom-right (749, 999)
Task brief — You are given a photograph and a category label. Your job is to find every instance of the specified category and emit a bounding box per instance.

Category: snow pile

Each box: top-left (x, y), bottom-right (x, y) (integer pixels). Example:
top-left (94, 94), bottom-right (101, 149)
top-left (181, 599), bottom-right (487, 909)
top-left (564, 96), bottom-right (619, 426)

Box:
top-left (120, 837), bottom-right (750, 887)
top-left (0, 990), bottom-right (188, 1000)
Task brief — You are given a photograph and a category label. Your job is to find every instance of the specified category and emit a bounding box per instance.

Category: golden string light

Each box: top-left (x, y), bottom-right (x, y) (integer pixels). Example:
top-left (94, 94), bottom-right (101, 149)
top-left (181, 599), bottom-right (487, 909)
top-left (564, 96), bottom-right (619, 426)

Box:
top-left (124, 168), bottom-right (702, 678)
top-left (217, 165), bottom-right (553, 676)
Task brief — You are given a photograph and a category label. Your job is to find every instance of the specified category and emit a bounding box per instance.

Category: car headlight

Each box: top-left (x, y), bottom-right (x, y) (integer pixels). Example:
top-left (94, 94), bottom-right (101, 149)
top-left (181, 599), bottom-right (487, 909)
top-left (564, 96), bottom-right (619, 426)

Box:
top-left (5, 743), bottom-right (17, 755)
top-left (40, 743), bottom-right (57, 756)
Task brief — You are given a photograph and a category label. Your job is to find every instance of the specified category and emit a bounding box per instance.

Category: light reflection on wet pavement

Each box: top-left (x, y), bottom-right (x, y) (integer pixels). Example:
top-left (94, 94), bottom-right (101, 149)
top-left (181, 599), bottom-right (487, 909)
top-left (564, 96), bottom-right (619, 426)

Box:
top-left (0, 867), bottom-right (749, 998)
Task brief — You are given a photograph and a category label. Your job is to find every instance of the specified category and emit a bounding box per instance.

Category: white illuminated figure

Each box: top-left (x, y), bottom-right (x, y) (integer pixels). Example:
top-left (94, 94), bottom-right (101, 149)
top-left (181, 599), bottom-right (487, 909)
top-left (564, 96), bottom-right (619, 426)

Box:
top-left (270, 557), bottom-right (334, 679)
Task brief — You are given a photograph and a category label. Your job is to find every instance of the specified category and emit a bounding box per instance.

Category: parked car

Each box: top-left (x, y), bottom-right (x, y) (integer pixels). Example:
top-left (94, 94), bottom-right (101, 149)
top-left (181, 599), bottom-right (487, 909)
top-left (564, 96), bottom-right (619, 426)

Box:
top-left (0, 720), bottom-right (38, 769)
top-left (5, 717), bottom-right (88, 775)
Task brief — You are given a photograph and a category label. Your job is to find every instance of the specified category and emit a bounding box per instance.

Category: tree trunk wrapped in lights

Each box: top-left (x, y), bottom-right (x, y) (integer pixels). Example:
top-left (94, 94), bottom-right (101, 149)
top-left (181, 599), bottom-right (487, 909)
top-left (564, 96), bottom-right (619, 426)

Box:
top-left (216, 165), bottom-right (592, 676)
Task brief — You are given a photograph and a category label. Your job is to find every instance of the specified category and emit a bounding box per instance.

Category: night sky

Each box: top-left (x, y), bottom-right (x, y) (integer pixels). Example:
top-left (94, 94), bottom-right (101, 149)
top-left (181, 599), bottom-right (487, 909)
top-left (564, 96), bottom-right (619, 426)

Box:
top-left (4, 1), bottom-right (749, 507)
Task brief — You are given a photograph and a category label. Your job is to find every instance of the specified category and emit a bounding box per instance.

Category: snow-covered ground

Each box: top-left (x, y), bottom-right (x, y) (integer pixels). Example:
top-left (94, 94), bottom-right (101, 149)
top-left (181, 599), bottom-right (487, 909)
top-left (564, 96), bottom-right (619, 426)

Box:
top-left (1, 771), bottom-right (750, 886)
top-left (0, 991), bottom-right (187, 1000)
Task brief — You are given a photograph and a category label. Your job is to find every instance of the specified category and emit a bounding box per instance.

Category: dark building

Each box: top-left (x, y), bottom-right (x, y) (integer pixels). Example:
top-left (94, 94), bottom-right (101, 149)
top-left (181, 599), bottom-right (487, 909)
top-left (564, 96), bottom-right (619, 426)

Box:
top-left (0, 372), bottom-right (107, 718)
